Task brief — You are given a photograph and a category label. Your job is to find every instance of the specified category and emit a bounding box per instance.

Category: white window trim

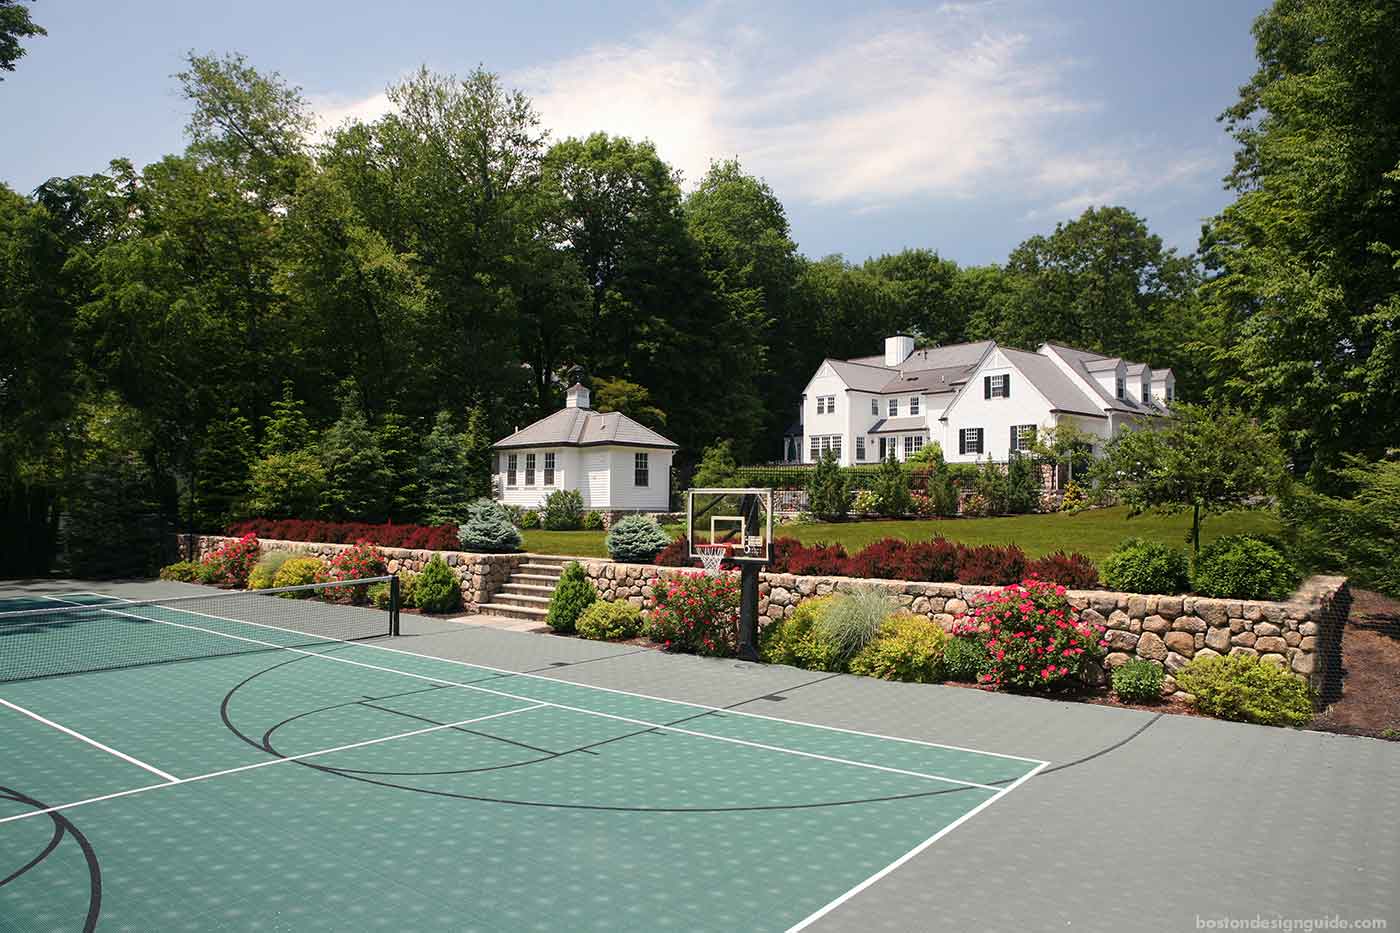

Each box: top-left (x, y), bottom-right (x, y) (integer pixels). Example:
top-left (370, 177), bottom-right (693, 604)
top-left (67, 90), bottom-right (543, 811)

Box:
top-left (507, 454), bottom-right (518, 487)
top-left (543, 452), bottom-right (556, 486)
top-left (525, 453), bottom-right (536, 486)
top-left (888, 398), bottom-right (898, 416)
top-left (870, 398), bottom-right (878, 415)
top-left (634, 452), bottom-right (649, 487)
top-left (855, 436), bottom-right (866, 461)
top-left (910, 396), bottom-right (920, 415)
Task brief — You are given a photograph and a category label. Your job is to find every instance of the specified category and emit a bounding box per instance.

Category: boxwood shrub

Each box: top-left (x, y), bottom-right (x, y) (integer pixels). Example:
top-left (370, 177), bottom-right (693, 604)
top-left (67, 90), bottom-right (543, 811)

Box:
top-left (545, 561), bottom-right (596, 634)
top-left (414, 555), bottom-right (461, 613)
top-left (1175, 654), bottom-right (1314, 726)
top-left (576, 600), bottom-right (643, 641)
top-left (1111, 659), bottom-right (1164, 703)
top-left (1100, 537), bottom-right (1191, 594)
top-left (1191, 535), bottom-right (1300, 600)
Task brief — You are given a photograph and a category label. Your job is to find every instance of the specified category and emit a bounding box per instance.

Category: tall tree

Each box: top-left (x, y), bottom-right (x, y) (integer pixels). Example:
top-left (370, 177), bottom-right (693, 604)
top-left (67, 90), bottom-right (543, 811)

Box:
top-left (0, 0), bottom-right (44, 78)
top-left (1198, 0), bottom-right (1400, 480)
top-left (418, 410), bottom-right (473, 526)
top-left (318, 389), bottom-right (391, 522)
top-left (863, 249), bottom-right (968, 347)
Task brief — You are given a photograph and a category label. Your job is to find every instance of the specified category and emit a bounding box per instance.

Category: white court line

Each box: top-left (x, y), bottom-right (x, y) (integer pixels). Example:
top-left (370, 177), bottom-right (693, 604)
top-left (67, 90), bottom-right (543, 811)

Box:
top-left (786, 758), bottom-right (1050, 932)
top-left (0, 696), bottom-right (180, 783)
top-left (0, 703), bottom-right (547, 826)
top-left (42, 595), bottom-right (1004, 791)
top-left (60, 590), bottom-right (1045, 766)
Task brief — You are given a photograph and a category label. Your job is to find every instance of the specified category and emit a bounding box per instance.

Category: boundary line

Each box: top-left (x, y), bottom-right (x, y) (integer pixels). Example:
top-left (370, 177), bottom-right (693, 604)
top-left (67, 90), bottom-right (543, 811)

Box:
top-left (57, 591), bottom-right (1045, 766)
top-left (785, 759), bottom-right (1050, 932)
top-left (0, 696), bottom-right (180, 783)
top-left (40, 596), bottom-right (1001, 792)
top-left (0, 703), bottom-right (547, 827)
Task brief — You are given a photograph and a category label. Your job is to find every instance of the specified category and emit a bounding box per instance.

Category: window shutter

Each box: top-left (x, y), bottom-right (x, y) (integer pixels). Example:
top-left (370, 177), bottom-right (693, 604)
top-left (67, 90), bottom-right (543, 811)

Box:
top-left (1010, 425), bottom-right (1017, 452)
top-left (975, 429), bottom-right (983, 454)
top-left (1003, 374), bottom-right (1011, 397)
top-left (984, 376), bottom-right (991, 399)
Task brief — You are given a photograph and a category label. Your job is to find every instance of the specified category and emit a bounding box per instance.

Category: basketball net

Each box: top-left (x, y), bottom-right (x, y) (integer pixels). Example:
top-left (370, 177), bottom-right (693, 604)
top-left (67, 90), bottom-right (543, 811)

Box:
top-left (695, 544), bottom-right (729, 575)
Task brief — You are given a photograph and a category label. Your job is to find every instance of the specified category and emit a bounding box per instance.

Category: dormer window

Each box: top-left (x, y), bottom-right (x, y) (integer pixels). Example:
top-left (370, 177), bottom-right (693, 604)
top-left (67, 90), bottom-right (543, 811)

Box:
top-left (1115, 376), bottom-right (1126, 400)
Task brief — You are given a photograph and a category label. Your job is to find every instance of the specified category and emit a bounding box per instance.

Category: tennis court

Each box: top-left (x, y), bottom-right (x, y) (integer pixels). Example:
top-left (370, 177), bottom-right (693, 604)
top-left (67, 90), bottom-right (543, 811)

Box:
top-left (0, 583), bottom-right (1045, 932)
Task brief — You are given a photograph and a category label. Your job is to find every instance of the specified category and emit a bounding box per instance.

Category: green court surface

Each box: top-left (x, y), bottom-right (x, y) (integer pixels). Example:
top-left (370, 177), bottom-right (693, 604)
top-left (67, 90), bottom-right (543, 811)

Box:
top-left (0, 590), bottom-right (1044, 932)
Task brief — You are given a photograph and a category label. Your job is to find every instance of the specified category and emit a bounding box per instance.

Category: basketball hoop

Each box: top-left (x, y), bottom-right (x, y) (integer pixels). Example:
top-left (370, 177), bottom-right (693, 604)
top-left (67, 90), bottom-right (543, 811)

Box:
top-left (695, 544), bottom-right (729, 575)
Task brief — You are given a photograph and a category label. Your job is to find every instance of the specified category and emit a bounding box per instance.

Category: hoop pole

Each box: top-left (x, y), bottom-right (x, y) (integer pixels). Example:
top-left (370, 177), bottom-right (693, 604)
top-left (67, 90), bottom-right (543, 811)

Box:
top-left (737, 563), bottom-right (761, 662)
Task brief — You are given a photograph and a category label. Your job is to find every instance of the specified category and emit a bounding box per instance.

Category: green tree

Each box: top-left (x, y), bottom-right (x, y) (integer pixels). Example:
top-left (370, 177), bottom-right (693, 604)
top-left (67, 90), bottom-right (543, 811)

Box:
top-left (593, 376), bottom-right (667, 430)
top-left (1092, 404), bottom-right (1289, 557)
top-left (261, 382), bottom-right (312, 455)
top-left (1029, 421), bottom-right (1098, 485)
top-left (377, 411), bottom-right (421, 523)
top-left (1197, 0), bottom-right (1400, 481)
top-left (863, 249), bottom-right (967, 347)
top-left (1283, 455), bottom-right (1400, 597)
top-left (419, 410), bottom-right (472, 526)
top-left (871, 453), bottom-right (911, 517)
top-left (243, 451), bottom-right (324, 519)
top-left (806, 450), bottom-right (852, 521)
top-left (193, 407), bottom-right (253, 531)
top-left (461, 405), bottom-right (493, 501)
top-left (318, 390), bottom-right (391, 521)
top-left (0, 0), bottom-right (44, 78)
top-left (691, 440), bottom-right (739, 489)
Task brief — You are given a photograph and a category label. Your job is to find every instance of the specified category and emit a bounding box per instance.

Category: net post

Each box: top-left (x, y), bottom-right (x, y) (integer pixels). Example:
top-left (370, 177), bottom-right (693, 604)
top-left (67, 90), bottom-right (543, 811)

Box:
top-left (389, 574), bottom-right (401, 637)
top-left (737, 562), bottom-right (761, 662)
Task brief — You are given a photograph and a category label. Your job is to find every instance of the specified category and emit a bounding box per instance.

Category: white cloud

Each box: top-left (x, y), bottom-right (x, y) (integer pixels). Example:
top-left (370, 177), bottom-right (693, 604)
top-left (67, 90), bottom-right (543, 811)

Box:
top-left (310, 91), bottom-right (393, 137)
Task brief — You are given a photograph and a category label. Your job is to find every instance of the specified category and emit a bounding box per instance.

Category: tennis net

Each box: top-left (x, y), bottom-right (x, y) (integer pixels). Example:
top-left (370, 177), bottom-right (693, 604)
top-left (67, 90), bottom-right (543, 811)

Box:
top-left (0, 577), bottom-right (398, 683)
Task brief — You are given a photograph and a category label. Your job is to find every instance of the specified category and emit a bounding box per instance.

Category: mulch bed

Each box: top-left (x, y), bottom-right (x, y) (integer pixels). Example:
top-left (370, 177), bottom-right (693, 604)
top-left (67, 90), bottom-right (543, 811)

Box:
top-left (1310, 588), bottom-right (1400, 739)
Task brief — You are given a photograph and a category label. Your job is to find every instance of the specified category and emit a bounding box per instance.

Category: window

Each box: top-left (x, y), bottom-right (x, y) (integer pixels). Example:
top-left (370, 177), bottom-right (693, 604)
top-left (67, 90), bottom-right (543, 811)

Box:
top-left (903, 435), bottom-right (921, 457)
top-left (879, 436), bottom-right (894, 460)
top-left (1141, 379), bottom-right (1149, 401)
top-left (888, 398), bottom-right (898, 416)
top-left (856, 436), bottom-right (866, 461)
top-left (1166, 383), bottom-right (1175, 402)
top-left (984, 374), bottom-right (1010, 399)
top-left (507, 454), bottom-right (518, 486)
top-left (870, 398), bottom-right (878, 415)
top-left (1009, 424), bottom-right (1037, 453)
top-left (815, 394), bottom-right (835, 415)
top-left (525, 453), bottom-right (536, 486)
top-left (1115, 376), bottom-right (1126, 400)
top-left (909, 396), bottom-right (920, 416)
top-left (814, 396), bottom-right (823, 414)
top-left (809, 435), bottom-right (820, 461)
top-left (634, 452), bottom-right (649, 486)
top-left (543, 452), bottom-right (556, 486)
top-left (959, 427), bottom-right (984, 456)
top-left (832, 435), bottom-right (842, 458)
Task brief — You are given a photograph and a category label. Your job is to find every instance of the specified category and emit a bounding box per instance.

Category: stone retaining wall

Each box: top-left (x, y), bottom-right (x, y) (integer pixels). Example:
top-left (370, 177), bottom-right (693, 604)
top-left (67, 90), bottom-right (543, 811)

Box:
top-left (181, 534), bottom-right (1348, 700)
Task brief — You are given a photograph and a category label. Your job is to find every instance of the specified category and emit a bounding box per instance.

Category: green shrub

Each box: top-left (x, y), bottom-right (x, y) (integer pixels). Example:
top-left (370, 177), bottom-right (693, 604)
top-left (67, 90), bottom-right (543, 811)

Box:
top-left (848, 614), bottom-right (949, 683)
top-left (1059, 480), bottom-right (1089, 512)
top-left (1100, 537), bottom-right (1191, 594)
top-left (943, 635), bottom-right (989, 682)
top-left (246, 550), bottom-right (294, 590)
top-left (759, 596), bottom-right (842, 671)
top-left (1111, 659), bottom-right (1164, 703)
top-left (647, 573), bottom-right (739, 655)
top-left (1191, 535), bottom-right (1300, 600)
top-left (158, 561), bottom-right (203, 583)
top-left (369, 581), bottom-right (391, 609)
top-left (519, 509), bottom-right (541, 529)
top-left (271, 556), bottom-right (325, 596)
top-left (576, 600), bottom-right (643, 641)
top-left (814, 586), bottom-right (894, 664)
top-left (606, 514), bottom-right (671, 563)
top-left (581, 510), bottom-right (604, 531)
top-left (1176, 654), bottom-right (1314, 726)
top-left (545, 561), bottom-right (596, 633)
top-left (870, 454), bottom-right (911, 517)
top-left (458, 499), bottom-right (522, 552)
top-left (541, 489), bottom-right (584, 530)
top-left (1282, 456), bottom-right (1400, 597)
top-left (398, 571), bottom-right (418, 609)
top-left (414, 555), bottom-right (461, 613)
top-left (851, 489), bottom-right (879, 514)
top-left (806, 450), bottom-right (852, 520)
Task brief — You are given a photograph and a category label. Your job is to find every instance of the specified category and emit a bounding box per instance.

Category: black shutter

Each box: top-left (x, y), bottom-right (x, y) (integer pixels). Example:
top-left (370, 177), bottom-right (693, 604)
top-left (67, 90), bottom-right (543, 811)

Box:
top-left (984, 376), bottom-right (991, 399)
top-left (1010, 425), bottom-right (1017, 452)
top-left (975, 429), bottom-right (983, 454)
top-left (959, 430), bottom-right (967, 456)
top-left (1003, 374), bottom-right (1011, 397)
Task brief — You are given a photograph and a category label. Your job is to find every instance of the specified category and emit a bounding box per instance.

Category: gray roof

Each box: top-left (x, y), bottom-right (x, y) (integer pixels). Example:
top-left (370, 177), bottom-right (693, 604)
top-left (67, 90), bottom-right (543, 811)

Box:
top-left (493, 407), bottom-right (678, 450)
top-left (824, 358), bottom-right (901, 392)
top-left (828, 340), bottom-right (993, 395)
top-left (1041, 344), bottom-right (1148, 414)
top-left (869, 416), bottom-right (931, 434)
top-left (996, 348), bottom-right (1107, 418)
top-left (1083, 356), bottom-right (1122, 373)
top-left (1125, 361), bottom-right (1148, 376)
top-left (845, 340), bottom-right (994, 373)
top-left (879, 364), bottom-right (969, 395)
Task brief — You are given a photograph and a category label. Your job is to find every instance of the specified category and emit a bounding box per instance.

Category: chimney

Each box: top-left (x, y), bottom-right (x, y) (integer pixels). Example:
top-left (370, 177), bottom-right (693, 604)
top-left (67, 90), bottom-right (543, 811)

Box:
top-left (565, 383), bottom-right (591, 409)
top-left (884, 335), bottom-right (915, 367)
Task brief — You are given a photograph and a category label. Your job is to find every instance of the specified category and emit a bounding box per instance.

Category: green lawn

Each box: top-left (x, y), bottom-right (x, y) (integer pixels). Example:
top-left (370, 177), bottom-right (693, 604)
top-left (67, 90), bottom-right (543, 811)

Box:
top-left (522, 506), bottom-right (1281, 564)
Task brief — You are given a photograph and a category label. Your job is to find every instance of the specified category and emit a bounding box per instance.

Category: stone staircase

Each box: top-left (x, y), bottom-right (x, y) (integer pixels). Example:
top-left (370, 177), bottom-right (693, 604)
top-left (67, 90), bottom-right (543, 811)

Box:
top-left (476, 555), bottom-right (572, 623)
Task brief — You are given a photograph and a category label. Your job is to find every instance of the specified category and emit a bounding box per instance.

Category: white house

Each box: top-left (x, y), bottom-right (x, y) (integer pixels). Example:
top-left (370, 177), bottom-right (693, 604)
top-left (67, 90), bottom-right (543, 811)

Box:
top-left (789, 335), bottom-right (1174, 466)
top-left (492, 382), bottom-right (677, 513)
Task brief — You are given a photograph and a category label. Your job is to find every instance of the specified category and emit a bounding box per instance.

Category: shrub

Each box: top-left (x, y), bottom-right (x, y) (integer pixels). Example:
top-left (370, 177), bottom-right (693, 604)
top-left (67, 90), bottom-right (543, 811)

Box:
top-left (1025, 550), bottom-right (1099, 589)
top-left (943, 635), bottom-right (990, 683)
top-left (158, 561), bottom-right (203, 583)
top-left (397, 571), bottom-right (418, 609)
top-left (607, 515), bottom-right (672, 563)
top-left (901, 538), bottom-right (961, 582)
top-left (871, 454), bottom-right (912, 517)
top-left (246, 550), bottom-right (294, 590)
top-left (369, 581), bottom-right (391, 609)
top-left (961, 492), bottom-right (991, 517)
top-left (1005, 455), bottom-right (1041, 514)
top-left (1176, 654), bottom-right (1314, 726)
top-left (541, 489), bottom-right (585, 530)
top-left (201, 533), bottom-right (261, 588)
top-left (518, 509), bottom-right (541, 529)
top-left (955, 543), bottom-right (1028, 585)
top-left (653, 535), bottom-right (692, 567)
top-left (1100, 537), bottom-right (1191, 594)
top-left (785, 542), bottom-right (849, 576)
top-left (1191, 535), bottom-right (1300, 600)
top-left (647, 572), bottom-right (740, 656)
top-left (577, 600), bottom-right (643, 641)
top-left (848, 614), bottom-right (949, 683)
top-left (545, 562), bottom-right (596, 634)
top-left (851, 489), bottom-right (879, 515)
top-left (322, 541), bottom-right (388, 604)
top-left (458, 499), bottom-right (523, 552)
top-left (414, 555), bottom-right (461, 613)
top-left (272, 557), bottom-right (326, 596)
top-left (924, 471), bottom-right (960, 517)
top-left (760, 597), bottom-right (843, 671)
top-left (581, 510), bottom-right (604, 531)
top-left (226, 519), bottom-right (460, 551)
top-left (1059, 480), bottom-right (1089, 512)
top-left (814, 586), bottom-right (894, 664)
top-left (844, 538), bottom-right (910, 580)
top-left (806, 451), bottom-right (852, 520)
top-left (954, 579), bottom-right (1108, 691)
top-left (1112, 659), bottom-right (1165, 703)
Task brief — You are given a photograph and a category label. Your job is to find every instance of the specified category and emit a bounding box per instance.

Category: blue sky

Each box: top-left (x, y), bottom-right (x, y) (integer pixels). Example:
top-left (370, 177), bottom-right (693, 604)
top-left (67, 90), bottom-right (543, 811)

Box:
top-left (0, 0), bottom-right (1266, 265)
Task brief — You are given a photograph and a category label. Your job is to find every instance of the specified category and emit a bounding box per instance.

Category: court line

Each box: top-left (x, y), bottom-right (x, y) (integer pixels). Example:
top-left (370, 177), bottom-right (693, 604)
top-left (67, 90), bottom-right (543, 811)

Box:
top-left (0, 696), bottom-right (180, 783)
top-left (58, 590), bottom-right (1046, 767)
top-left (0, 703), bottom-right (547, 827)
top-left (785, 758), bottom-right (1050, 932)
top-left (43, 596), bottom-right (1007, 791)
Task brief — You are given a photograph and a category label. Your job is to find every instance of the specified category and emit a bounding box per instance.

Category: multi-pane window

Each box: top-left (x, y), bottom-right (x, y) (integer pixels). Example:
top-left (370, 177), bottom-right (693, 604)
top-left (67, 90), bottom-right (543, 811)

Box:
top-left (1115, 376), bottom-right (1126, 400)
top-left (809, 435), bottom-right (843, 461)
top-left (984, 374), bottom-right (1010, 398)
top-left (1141, 379), bottom-right (1150, 401)
top-left (815, 395), bottom-right (836, 415)
top-left (878, 437), bottom-right (894, 460)
top-left (810, 435), bottom-right (820, 461)
top-left (507, 454), bottom-right (518, 486)
top-left (543, 452), bottom-right (556, 486)
top-left (910, 396), bottom-right (920, 416)
top-left (888, 398), bottom-right (898, 416)
top-left (959, 427), bottom-right (984, 456)
top-left (634, 452), bottom-right (649, 486)
top-left (903, 435), bottom-right (921, 457)
top-left (855, 436), bottom-right (866, 461)
top-left (1009, 424), bottom-right (1037, 453)
top-left (525, 453), bottom-right (536, 485)
top-left (1166, 384), bottom-right (1175, 402)
top-left (871, 398), bottom-right (879, 416)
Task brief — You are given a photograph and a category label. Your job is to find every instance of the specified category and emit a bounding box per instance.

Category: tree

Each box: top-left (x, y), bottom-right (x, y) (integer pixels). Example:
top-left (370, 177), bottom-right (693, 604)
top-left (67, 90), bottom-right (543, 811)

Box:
top-left (261, 382), bottom-right (312, 456)
top-left (376, 412), bottom-right (421, 523)
top-left (863, 249), bottom-right (967, 348)
top-left (318, 390), bottom-right (391, 521)
top-left (592, 376), bottom-right (667, 431)
top-left (691, 440), bottom-right (739, 489)
top-left (0, 0), bottom-right (44, 78)
top-left (871, 453), bottom-right (911, 517)
top-left (418, 410), bottom-right (472, 526)
top-left (192, 407), bottom-right (252, 531)
top-left (1282, 455), bottom-right (1400, 597)
top-left (461, 405), bottom-right (493, 501)
top-left (1092, 404), bottom-right (1288, 558)
top-left (806, 450), bottom-right (852, 521)
top-left (1197, 0), bottom-right (1400, 482)
top-left (1029, 421), bottom-right (1098, 485)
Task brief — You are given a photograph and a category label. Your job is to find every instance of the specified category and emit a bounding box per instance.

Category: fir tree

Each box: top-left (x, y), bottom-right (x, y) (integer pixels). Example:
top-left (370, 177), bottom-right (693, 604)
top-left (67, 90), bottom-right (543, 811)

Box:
top-left (319, 390), bottom-right (392, 521)
top-left (462, 405), bottom-right (493, 500)
top-left (377, 411), bottom-right (422, 523)
top-left (420, 410), bottom-right (473, 526)
top-left (261, 381), bottom-right (312, 456)
top-left (193, 407), bottom-right (253, 530)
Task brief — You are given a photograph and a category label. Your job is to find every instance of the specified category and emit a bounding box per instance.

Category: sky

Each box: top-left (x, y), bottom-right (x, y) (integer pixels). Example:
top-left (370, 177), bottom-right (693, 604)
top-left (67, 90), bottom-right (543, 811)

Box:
top-left (0, 0), bottom-right (1268, 266)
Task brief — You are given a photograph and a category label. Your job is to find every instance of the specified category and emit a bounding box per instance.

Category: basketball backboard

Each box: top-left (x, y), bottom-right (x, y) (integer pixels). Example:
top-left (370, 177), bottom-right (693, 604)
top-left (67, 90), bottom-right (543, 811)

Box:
top-left (686, 488), bottom-right (773, 564)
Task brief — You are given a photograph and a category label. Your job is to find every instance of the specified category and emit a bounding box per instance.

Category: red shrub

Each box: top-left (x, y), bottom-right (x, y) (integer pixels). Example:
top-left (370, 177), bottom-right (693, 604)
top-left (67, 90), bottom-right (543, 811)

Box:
top-left (1025, 550), bottom-right (1100, 589)
top-left (228, 519), bottom-right (459, 551)
top-left (784, 543), bottom-right (850, 576)
top-left (951, 579), bottom-right (1108, 691)
top-left (201, 533), bottom-right (260, 588)
top-left (954, 543), bottom-right (1028, 585)
top-left (654, 535), bottom-right (692, 567)
top-left (844, 538), bottom-right (910, 580)
top-left (899, 537), bottom-right (961, 582)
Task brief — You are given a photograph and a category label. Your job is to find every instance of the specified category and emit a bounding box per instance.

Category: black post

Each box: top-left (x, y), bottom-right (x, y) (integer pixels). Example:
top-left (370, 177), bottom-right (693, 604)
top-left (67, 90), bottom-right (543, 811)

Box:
top-left (389, 574), bottom-right (401, 637)
top-left (737, 562), bottom-right (761, 662)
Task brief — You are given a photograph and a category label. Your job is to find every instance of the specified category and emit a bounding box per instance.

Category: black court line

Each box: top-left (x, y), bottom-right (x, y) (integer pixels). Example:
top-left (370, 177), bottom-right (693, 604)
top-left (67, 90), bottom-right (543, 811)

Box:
top-left (0, 785), bottom-right (102, 933)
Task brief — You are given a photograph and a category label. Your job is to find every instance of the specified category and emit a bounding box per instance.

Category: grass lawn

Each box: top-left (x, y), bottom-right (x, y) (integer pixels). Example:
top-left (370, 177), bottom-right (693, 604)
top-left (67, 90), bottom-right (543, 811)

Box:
top-left (522, 506), bottom-right (1281, 564)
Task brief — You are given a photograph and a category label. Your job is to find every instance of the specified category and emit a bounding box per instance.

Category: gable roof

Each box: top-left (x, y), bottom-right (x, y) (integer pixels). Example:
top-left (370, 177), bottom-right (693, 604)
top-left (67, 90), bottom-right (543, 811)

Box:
top-left (995, 347), bottom-right (1107, 417)
top-left (1040, 343), bottom-right (1151, 414)
top-left (824, 340), bottom-right (995, 396)
top-left (493, 407), bottom-right (678, 450)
